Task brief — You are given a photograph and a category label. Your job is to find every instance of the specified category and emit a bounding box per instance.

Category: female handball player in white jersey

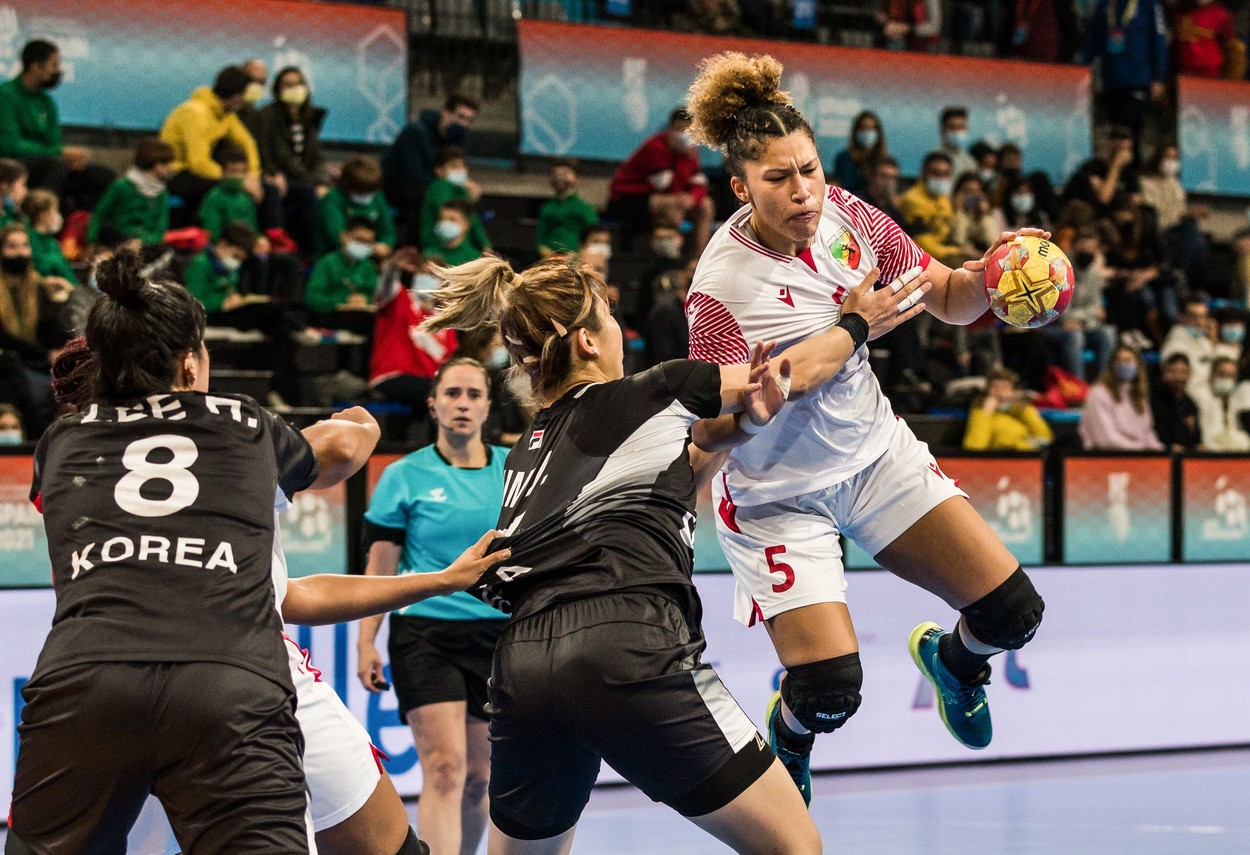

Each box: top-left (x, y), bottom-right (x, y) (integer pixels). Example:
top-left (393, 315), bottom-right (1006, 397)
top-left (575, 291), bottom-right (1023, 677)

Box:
top-left (684, 53), bottom-right (1046, 803)
top-left (422, 252), bottom-right (924, 855)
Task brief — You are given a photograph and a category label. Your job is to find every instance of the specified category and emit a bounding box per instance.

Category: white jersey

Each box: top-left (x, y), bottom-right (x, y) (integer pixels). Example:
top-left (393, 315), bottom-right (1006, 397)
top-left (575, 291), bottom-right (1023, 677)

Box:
top-left (688, 185), bottom-right (929, 506)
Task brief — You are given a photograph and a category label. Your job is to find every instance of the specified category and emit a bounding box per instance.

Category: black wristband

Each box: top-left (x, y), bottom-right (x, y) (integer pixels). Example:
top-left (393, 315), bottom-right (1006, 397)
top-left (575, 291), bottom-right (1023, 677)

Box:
top-left (836, 312), bottom-right (869, 350)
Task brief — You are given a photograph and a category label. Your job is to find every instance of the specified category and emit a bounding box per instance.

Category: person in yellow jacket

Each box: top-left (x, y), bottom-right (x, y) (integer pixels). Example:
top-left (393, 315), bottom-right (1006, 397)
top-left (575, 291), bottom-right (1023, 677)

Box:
top-left (159, 66), bottom-right (261, 223)
top-left (899, 151), bottom-right (976, 269)
top-left (963, 367), bottom-right (1053, 451)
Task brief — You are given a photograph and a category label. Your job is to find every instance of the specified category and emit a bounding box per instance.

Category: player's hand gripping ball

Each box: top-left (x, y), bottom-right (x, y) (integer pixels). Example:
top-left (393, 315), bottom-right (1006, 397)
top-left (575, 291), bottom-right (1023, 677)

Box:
top-left (983, 235), bottom-right (1075, 328)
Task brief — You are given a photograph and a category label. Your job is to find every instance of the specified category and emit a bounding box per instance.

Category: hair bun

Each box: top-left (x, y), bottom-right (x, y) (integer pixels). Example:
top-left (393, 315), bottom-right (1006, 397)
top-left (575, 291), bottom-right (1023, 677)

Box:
top-left (687, 52), bottom-right (791, 150)
top-left (93, 248), bottom-right (147, 306)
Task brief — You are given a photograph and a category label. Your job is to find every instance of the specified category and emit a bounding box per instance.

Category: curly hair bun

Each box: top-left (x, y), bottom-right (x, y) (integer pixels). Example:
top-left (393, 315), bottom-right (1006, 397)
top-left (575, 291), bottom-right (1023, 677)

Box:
top-left (93, 248), bottom-right (146, 306)
top-left (687, 52), bottom-right (791, 150)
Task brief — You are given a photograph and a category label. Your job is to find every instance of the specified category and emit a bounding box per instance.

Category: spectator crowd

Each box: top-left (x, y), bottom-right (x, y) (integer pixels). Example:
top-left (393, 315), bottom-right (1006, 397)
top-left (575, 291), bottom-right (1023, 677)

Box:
top-left (2, 0), bottom-right (1249, 457)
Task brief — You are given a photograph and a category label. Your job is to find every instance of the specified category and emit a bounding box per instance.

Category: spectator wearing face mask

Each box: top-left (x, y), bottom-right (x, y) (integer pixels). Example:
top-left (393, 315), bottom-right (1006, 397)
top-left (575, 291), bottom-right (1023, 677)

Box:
top-left (928, 107), bottom-right (977, 180)
top-left (0, 159), bottom-right (28, 230)
top-left (830, 111), bottom-right (887, 198)
top-left (970, 141), bottom-right (999, 199)
top-left (963, 367), bottom-right (1053, 451)
top-left (181, 221), bottom-right (259, 315)
top-left (88, 138), bottom-right (175, 250)
top-left (1049, 226), bottom-right (1116, 379)
top-left (1151, 352), bottom-right (1202, 451)
top-left (1079, 345), bottom-right (1164, 450)
top-left (383, 94), bottom-right (478, 243)
top-left (368, 247), bottom-right (458, 413)
top-left (607, 109), bottom-right (714, 253)
top-left (949, 172), bottom-right (1005, 257)
top-left (20, 190), bottom-right (74, 283)
top-left (198, 146), bottom-right (258, 239)
top-left (257, 66), bottom-right (328, 255)
top-left (419, 148), bottom-right (489, 260)
top-left (422, 201), bottom-right (480, 268)
top-left (1000, 174), bottom-right (1051, 231)
top-left (306, 216), bottom-right (381, 319)
top-left (864, 156), bottom-right (903, 221)
top-left (1212, 308), bottom-right (1245, 363)
top-left (159, 66), bottom-right (262, 222)
top-left (0, 223), bottom-right (74, 433)
top-left (627, 226), bottom-right (685, 337)
top-left (1162, 296), bottom-right (1216, 397)
top-left (0, 403), bottom-right (23, 445)
top-left (1139, 142), bottom-right (1209, 292)
top-left (1194, 355), bottom-right (1250, 450)
top-left (318, 155), bottom-right (395, 258)
top-left (900, 152), bottom-right (967, 268)
top-left (536, 159), bottom-right (598, 257)
top-left (997, 141), bottom-right (1059, 222)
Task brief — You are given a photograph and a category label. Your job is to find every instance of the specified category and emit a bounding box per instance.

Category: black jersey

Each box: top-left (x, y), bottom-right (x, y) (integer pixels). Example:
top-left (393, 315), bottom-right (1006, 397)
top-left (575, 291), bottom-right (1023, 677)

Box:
top-left (29, 392), bottom-right (319, 690)
top-left (478, 361), bottom-right (721, 618)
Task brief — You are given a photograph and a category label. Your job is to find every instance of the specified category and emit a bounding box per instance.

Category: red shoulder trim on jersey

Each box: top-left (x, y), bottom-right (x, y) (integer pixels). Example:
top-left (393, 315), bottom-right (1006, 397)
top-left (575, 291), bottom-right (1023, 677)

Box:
top-left (32, 492), bottom-right (42, 514)
top-left (729, 228), bottom-right (790, 263)
top-left (686, 292), bottom-right (751, 363)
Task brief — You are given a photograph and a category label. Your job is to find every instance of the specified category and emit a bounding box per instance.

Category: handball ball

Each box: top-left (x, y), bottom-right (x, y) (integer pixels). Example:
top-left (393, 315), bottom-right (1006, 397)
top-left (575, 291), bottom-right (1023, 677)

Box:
top-left (983, 235), bottom-right (1075, 329)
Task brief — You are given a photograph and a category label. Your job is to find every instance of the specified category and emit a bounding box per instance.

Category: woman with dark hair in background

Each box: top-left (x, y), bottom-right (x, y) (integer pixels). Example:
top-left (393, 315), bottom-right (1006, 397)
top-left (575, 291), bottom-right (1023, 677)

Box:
top-left (0, 223), bottom-right (73, 434)
top-left (1078, 345), bottom-right (1164, 450)
top-left (258, 65), bottom-right (328, 254)
top-left (830, 111), bottom-right (887, 198)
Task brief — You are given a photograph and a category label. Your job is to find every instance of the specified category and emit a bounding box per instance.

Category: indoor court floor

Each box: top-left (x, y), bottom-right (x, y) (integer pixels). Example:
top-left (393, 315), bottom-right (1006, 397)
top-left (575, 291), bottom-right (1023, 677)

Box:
top-left (3, 748), bottom-right (1247, 853)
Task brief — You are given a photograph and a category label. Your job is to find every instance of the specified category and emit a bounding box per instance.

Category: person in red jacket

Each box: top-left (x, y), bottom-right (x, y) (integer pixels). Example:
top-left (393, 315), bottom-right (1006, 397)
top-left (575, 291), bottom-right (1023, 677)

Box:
top-left (607, 109), bottom-right (714, 253)
top-left (1174, 0), bottom-right (1241, 78)
top-left (369, 247), bottom-right (458, 413)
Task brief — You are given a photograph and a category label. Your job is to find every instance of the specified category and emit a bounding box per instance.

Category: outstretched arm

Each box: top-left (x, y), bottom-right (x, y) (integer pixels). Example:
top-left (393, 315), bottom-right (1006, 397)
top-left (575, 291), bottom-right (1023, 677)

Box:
top-left (923, 228), bottom-right (1052, 325)
top-left (283, 530), bottom-right (509, 626)
top-left (303, 406), bottom-right (381, 490)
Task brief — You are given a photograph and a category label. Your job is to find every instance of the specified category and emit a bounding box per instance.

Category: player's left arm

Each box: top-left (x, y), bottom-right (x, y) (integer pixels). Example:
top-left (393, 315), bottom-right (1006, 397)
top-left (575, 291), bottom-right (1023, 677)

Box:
top-left (302, 406), bottom-right (382, 490)
top-left (923, 228), bottom-right (1052, 325)
top-left (281, 530), bottom-right (510, 625)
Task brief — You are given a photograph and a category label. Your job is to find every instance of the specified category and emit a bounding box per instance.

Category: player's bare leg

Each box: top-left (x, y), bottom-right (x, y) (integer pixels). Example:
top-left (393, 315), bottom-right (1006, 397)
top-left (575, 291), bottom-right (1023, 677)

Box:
top-left (686, 758), bottom-right (822, 854)
top-left (460, 716), bottom-right (492, 855)
top-left (487, 822), bottom-right (576, 855)
top-left (315, 772), bottom-right (412, 855)
top-left (408, 700), bottom-right (471, 855)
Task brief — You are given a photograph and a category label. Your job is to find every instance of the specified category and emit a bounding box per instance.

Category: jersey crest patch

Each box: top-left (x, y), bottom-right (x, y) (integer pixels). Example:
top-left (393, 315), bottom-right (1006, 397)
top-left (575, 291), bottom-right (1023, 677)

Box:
top-left (829, 228), bottom-right (861, 270)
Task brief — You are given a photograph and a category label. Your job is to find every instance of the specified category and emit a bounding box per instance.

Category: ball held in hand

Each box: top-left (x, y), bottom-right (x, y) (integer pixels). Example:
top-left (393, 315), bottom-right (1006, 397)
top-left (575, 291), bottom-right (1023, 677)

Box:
top-left (983, 235), bottom-right (1075, 329)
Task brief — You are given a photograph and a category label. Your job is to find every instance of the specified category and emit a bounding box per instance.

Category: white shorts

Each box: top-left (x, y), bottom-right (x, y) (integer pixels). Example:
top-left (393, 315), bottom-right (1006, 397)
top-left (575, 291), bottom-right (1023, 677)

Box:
top-left (713, 423), bottom-right (967, 626)
top-left (284, 634), bottom-right (385, 832)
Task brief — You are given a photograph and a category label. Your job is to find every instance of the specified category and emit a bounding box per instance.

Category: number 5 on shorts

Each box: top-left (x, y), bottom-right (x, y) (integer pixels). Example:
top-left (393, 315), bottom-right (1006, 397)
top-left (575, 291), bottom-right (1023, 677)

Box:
top-left (765, 545), bottom-right (794, 593)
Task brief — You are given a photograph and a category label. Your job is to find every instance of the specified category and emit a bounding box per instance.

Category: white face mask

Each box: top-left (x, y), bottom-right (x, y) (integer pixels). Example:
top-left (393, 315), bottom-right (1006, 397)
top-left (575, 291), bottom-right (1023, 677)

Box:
top-left (1160, 158), bottom-right (1180, 178)
top-left (1213, 378), bottom-right (1236, 397)
top-left (412, 272), bottom-right (441, 299)
top-left (280, 84), bottom-right (309, 106)
top-left (219, 254), bottom-right (242, 272)
top-left (1012, 193), bottom-right (1035, 213)
top-left (926, 176), bottom-right (953, 198)
top-left (0, 429), bottom-right (22, 445)
top-left (244, 82), bottom-right (265, 104)
top-left (586, 241), bottom-right (612, 260)
top-left (350, 192), bottom-right (376, 206)
top-left (345, 240), bottom-right (373, 261)
top-left (435, 219), bottom-right (464, 243)
top-left (446, 168), bottom-right (469, 186)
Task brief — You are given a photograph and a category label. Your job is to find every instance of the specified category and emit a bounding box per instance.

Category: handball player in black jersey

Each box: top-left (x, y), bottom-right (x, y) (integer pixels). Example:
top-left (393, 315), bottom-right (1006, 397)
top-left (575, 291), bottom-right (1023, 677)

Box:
top-left (6, 249), bottom-right (375, 854)
top-left (422, 253), bottom-right (927, 855)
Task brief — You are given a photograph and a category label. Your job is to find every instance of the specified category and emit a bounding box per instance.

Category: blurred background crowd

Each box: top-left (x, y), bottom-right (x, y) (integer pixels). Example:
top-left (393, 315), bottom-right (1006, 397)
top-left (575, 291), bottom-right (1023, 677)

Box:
top-left (3, 0), bottom-right (1250, 456)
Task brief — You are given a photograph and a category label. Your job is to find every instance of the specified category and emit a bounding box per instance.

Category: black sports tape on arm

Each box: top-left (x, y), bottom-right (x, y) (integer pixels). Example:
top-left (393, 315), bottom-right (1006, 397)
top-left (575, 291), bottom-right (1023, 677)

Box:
top-left (361, 520), bottom-right (406, 555)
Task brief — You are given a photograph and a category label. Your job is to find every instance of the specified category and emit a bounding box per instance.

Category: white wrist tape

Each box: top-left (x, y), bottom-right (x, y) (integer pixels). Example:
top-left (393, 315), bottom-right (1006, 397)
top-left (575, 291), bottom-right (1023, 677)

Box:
top-left (776, 374), bottom-right (792, 401)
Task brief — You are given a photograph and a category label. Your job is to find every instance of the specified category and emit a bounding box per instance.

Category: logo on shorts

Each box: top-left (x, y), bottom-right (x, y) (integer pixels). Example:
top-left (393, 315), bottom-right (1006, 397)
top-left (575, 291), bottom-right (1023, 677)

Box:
top-left (529, 429), bottom-right (544, 450)
top-left (828, 228), bottom-right (861, 270)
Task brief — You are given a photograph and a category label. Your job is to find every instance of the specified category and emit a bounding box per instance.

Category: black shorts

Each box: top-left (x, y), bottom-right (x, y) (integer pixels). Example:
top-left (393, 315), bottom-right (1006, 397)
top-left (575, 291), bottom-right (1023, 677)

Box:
top-left (388, 613), bottom-right (506, 724)
top-left (487, 591), bottom-right (774, 841)
top-left (9, 661), bottom-right (308, 854)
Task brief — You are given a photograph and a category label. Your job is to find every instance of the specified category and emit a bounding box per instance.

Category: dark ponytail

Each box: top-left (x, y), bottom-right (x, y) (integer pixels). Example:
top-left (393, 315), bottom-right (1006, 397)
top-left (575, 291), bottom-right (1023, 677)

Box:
top-left (86, 248), bottom-right (207, 404)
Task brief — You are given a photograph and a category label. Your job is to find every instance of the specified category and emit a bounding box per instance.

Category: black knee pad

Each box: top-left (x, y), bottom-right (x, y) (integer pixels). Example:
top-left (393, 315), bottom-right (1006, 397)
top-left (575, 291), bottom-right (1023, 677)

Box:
top-left (960, 566), bottom-right (1044, 650)
top-left (780, 653), bottom-right (863, 734)
top-left (396, 827), bottom-right (431, 855)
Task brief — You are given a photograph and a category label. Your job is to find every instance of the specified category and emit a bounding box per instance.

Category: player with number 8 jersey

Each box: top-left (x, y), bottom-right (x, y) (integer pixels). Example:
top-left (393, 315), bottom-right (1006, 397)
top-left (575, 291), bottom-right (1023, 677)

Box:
top-left (8, 250), bottom-right (341, 854)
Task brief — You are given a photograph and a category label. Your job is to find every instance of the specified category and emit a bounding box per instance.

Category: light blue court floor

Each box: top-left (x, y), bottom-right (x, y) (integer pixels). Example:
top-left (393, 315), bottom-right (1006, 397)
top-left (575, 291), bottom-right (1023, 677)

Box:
top-left (3, 749), bottom-right (1247, 853)
top-left (428, 748), bottom-right (1250, 855)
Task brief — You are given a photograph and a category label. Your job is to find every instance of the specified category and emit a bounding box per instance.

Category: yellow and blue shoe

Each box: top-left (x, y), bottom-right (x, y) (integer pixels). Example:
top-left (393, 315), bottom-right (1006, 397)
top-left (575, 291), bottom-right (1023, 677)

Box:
top-left (765, 690), bottom-right (814, 807)
top-left (908, 622), bottom-right (993, 750)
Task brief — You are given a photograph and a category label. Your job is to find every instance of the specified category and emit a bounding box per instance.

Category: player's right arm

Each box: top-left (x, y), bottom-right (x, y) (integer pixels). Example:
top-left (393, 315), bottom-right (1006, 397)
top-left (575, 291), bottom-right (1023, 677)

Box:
top-left (355, 539), bottom-right (400, 693)
top-left (302, 406), bottom-right (381, 490)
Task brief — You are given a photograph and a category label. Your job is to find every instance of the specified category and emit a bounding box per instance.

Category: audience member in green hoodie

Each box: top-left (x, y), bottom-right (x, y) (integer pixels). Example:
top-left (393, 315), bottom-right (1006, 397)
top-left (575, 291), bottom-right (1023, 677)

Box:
top-left (306, 217), bottom-right (380, 334)
top-left (317, 156), bottom-right (395, 258)
top-left (422, 200), bottom-right (483, 267)
top-left (88, 138), bottom-right (174, 249)
top-left (198, 146), bottom-right (258, 239)
top-left (418, 147), bottom-right (490, 256)
top-left (0, 159), bottom-right (28, 230)
top-left (536, 158), bottom-right (598, 256)
top-left (20, 189), bottom-right (75, 283)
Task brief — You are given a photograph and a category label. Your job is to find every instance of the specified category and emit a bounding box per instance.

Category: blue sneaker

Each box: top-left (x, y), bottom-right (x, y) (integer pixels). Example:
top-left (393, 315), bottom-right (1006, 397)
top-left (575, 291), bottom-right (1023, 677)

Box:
top-left (765, 690), bottom-right (813, 806)
top-left (908, 622), bottom-right (993, 750)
